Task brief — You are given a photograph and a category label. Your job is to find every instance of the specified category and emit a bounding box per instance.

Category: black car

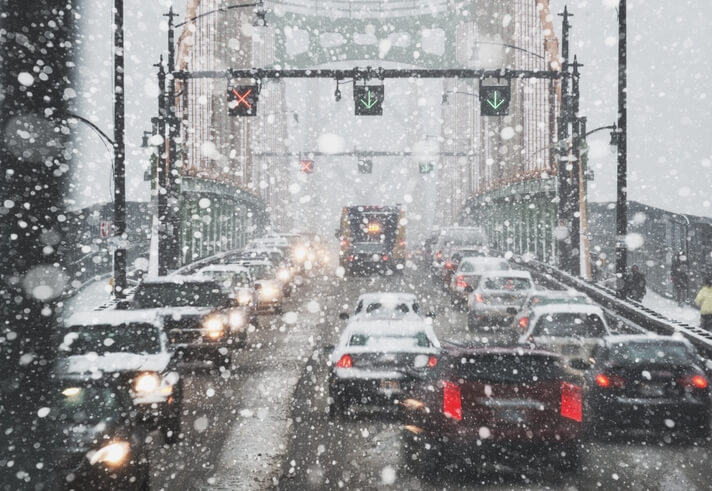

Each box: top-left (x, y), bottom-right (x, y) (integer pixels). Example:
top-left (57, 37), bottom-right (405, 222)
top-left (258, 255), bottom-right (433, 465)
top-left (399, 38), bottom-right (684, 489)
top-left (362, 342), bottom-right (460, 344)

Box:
top-left (131, 276), bottom-right (251, 368)
top-left (583, 335), bottom-right (711, 439)
top-left (44, 382), bottom-right (149, 490)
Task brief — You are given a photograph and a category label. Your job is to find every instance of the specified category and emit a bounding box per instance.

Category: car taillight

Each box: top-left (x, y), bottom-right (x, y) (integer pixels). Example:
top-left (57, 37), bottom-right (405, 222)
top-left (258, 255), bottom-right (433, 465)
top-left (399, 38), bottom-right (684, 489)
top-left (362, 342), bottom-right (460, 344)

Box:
top-left (340, 240), bottom-right (348, 248)
top-left (427, 356), bottom-right (438, 368)
top-left (442, 381), bottom-right (462, 421)
top-left (336, 354), bottom-right (353, 368)
top-left (595, 373), bottom-right (625, 389)
top-left (348, 255), bottom-right (354, 262)
top-left (679, 374), bottom-right (708, 390)
top-left (561, 382), bottom-right (582, 422)
top-left (436, 251), bottom-right (442, 260)
top-left (518, 317), bottom-right (529, 330)
top-left (455, 275), bottom-right (467, 288)
top-left (474, 293), bottom-right (485, 303)
top-left (444, 261), bottom-right (455, 270)
top-left (382, 255), bottom-right (389, 261)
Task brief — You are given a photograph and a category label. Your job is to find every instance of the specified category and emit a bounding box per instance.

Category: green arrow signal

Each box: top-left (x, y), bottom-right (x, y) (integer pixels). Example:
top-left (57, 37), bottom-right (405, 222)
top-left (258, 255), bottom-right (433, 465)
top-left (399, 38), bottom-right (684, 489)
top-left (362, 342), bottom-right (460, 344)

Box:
top-left (486, 90), bottom-right (506, 110)
top-left (360, 90), bottom-right (379, 109)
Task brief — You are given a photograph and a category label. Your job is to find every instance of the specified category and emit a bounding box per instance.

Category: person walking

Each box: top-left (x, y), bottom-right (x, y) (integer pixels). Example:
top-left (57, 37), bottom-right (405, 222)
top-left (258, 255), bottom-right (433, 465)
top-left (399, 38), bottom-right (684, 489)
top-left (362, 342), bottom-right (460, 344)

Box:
top-left (624, 264), bottom-right (647, 302)
top-left (671, 251), bottom-right (689, 306)
top-left (694, 276), bottom-right (712, 331)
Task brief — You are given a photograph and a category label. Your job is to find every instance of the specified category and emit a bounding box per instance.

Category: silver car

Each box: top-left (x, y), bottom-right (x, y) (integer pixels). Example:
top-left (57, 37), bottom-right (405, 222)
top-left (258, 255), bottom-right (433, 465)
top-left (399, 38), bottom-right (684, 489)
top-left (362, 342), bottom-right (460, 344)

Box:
top-left (466, 270), bottom-right (534, 331)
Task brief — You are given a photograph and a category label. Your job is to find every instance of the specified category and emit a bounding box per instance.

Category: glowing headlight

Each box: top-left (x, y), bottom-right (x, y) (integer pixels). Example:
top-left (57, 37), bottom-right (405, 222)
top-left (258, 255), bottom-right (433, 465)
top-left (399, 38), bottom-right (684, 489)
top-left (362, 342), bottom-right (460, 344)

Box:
top-left (133, 372), bottom-right (161, 394)
top-left (261, 285), bottom-right (278, 298)
top-left (228, 311), bottom-right (246, 331)
top-left (62, 387), bottom-right (81, 397)
top-left (88, 440), bottom-right (130, 467)
top-left (277, 269), bottom-right (291, 282)
top-left (294, 247), bottom-right (307, 261)
top-left (237, 291), bottom-right (252, 305)
top-left (202, 317), bottom-right (225, 339)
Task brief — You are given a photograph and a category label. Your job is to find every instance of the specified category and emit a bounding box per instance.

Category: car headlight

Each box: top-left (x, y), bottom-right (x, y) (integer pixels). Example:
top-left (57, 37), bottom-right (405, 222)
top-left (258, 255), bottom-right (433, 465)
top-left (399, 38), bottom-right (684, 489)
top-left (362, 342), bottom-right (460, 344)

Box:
top-left (88, 440), bottom-right (130, 467)
top-left (237, 291), bottom-right (252, 305)
top-left (133, 372), bottom-right (161, 394)
top-left (277, 269), bottom-right (291, 282)
top-left (202, 316), bottom-right (226, 339)
top-left (293, 247), bottom-right (307, 262)
top-left (228, 310), bottom-right (246, 331)
top-left (260, 284), bottom-right (279, 298)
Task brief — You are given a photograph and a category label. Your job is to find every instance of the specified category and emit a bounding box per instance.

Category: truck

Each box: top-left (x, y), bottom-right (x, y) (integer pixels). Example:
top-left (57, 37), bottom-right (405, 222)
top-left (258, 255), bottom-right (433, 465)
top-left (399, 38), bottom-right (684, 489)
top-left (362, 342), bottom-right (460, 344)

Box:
top-left (337, 205), bottom-right (406, 275)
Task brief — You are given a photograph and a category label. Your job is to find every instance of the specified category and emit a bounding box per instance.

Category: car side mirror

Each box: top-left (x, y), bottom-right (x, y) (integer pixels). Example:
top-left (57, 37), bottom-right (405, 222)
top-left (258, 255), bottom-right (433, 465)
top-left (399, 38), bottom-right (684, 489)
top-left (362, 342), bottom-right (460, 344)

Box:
top-left (506, 307), bottom-right (518, 316)
top-left (322, 344), bottom-right (335, 355)
top-left (339, 312), bottom-right (350, 320)
top-left (569, 358), bottom-right (591, 370)
top-left (464, 286), bottom-right (474, 293)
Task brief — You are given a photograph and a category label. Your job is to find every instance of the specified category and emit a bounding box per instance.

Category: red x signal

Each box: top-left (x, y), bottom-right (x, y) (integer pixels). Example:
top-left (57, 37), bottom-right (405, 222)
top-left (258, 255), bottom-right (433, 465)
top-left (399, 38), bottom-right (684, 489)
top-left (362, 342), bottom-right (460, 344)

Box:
top-left (232, 88), bottom-right (252, 109)
top-left (300, 160), bottom-right (314, 173)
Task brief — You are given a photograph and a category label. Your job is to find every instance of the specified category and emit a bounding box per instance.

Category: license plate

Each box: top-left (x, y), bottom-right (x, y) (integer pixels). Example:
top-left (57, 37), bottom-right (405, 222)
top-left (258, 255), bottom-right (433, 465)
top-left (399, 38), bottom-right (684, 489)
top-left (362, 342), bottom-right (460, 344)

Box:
top-left (640, 383), bottom-right (665, 397)
top-left (380, 380), bottom-right (400, 391)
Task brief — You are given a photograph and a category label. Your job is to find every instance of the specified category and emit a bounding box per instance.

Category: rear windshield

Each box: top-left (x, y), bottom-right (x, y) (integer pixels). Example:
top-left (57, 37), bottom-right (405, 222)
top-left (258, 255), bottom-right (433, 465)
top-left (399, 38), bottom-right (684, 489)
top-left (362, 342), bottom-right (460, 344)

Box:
top-left (134, 282), bottom-right (229, 308)
top-left (532, 313), bottom-right (607, 338)
top-left (349, 333), bottom-right (432, 348)
top-left (436, 228), bottom-right (487, 248)
top-left (529, 294), bottom-right (589, 307)
top-left (247, 264), bottom-right (274, 280)
top-left (60, 324), bottom-right (162, 355)
top-left (459, 260), bottom-right (509, 273)
top-left (482, 277), bottom-right (531, 291)
top-left (449, 353), bottom-right (562, 382)
top-left (609, 342), bottom-right (693, 365)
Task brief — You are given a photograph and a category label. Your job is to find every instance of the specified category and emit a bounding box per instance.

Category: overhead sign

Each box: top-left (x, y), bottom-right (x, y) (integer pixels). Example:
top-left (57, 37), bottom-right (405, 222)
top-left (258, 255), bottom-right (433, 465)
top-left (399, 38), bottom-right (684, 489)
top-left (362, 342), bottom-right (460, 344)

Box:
top-left (354, 85), bottom-right (384, 116)
top-left (228, 85), bottom-right (258, 116)
top-left (479, 81), bottom-right (510, 116)
top-left (300, 159), bottom-right (314, 173)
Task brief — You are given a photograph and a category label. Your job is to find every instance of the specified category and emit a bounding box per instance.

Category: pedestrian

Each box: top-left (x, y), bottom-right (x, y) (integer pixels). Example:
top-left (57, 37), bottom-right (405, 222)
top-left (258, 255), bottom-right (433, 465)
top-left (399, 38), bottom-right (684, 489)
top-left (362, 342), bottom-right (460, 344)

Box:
top-left (694, 276), bottom-right (712, 331)
top-left (671, 251), bottom-right (689, 306)
top-left (624, 264), bottom-right (647, 302)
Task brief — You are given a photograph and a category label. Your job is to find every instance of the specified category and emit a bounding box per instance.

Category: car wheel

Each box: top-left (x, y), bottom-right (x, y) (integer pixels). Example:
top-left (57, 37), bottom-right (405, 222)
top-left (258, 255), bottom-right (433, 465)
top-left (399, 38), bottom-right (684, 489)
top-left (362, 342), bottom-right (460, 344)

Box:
top-left (328, 396), bottom-right (346, 420)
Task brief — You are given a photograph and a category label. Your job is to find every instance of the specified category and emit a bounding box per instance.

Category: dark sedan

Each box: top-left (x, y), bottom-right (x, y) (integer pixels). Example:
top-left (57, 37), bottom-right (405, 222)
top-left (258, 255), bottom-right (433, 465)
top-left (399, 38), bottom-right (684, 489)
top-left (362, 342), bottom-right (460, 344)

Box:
top-left (582, 335), bottom-right (711, 439)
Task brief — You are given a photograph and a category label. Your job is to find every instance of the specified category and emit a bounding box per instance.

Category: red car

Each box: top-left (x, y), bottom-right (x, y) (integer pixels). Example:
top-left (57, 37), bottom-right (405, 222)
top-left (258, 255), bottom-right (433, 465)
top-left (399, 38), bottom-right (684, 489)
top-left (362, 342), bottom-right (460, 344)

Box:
top-left (401, 347), bottom-right (583, 474)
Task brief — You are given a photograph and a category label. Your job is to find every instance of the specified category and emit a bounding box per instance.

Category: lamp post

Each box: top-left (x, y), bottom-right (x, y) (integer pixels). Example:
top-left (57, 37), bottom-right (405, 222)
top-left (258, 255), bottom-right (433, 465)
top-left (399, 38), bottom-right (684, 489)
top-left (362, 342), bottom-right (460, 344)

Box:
top-left (113, 0), bottom-right (127, 297)
top-left (615, 0), bottom-right (628, 298)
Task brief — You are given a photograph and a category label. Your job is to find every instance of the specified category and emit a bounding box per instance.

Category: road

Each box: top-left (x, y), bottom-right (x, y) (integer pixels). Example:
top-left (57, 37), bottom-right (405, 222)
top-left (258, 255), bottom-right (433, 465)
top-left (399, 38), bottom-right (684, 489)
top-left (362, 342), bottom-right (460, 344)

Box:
top-left (145, 267), bottom-right (712, 491)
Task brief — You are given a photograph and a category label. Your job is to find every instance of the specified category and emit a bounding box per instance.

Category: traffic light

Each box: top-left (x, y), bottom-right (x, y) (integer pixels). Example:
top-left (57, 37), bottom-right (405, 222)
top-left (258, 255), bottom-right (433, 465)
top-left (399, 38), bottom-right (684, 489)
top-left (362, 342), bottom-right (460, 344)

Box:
top-left (354, 85), bottom-right (384, 116)
top-left (358, 158), bottom-right (373, 174)
top-left (300, 159), bottom-right (314, 173)
top-left (479, 82), bottom-right (510, 116)
top-left (228, 85), bottom-right (258, 116)
top-left (419, 162), bottom-right (434, 174)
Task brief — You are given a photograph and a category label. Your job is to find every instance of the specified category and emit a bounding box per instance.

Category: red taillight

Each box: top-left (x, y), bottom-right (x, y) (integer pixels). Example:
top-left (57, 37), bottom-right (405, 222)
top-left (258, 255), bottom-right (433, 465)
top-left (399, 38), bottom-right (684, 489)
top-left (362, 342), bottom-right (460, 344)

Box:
top-left (427, 356), bottom-right (438, 368)
top-left (340, 240), bottom-right (348, 248)
top-left (595, 373), bottom-right (624, 389)
top-left (442, 381), bottom-right (462, 421)
top-left (436, 251), bottom-right (442, 260)
top-left (561, 382), bottom-right (582, 422)
top-left (382, 255), bottom-right (389, 261)
top-left (444, 261), bottom-right (455, 271)
top-left (336, 354), bottom-right (353, 368)
top-left (348, 255), bottom-right (354, 262)
top-left (474, 293), bottom-right (485, 303)
top-left (455, 275), bottom-right (467, 289)
top-left (518, 317), bottom-right (529, 330)
top-left (679, 374), bottom-right (709, 390)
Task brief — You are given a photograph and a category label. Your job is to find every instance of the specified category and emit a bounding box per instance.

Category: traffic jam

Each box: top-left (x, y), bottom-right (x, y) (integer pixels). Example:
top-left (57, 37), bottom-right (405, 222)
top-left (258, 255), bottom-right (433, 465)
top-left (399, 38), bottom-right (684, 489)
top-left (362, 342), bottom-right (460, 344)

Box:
top-left (49, 217), bottom-right (712, 489)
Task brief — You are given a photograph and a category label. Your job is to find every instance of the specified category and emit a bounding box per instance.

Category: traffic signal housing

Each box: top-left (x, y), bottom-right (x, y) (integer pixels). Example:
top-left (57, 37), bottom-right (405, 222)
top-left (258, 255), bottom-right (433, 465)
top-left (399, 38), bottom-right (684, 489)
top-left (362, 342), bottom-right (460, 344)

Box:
top-left (354, 86), bottom-right (384, 116)
top-left (228, 85), bottom-right (258, 116)
top-left (479, 82), bottom-right (510, 116)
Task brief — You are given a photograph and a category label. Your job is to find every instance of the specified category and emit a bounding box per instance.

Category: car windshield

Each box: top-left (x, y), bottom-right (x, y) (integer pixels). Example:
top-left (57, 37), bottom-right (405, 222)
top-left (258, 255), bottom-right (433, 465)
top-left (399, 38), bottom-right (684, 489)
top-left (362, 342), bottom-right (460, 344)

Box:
top-left (50, 386), bottom-right (125, 425)
top-left (533, 313), bottom-right (608, 338)
top-left (133, 283), bottom-right (229, 308)
top-left (609, 342), bottom-right (693, 365)
top-left (246, 264), bottom-right (274, 280)
top-left (60, 324), bottom-right (162, 355)
top-left (482, 277), bottom-right (531, 291)
top-left (348, 333), bottom-right (432, 348)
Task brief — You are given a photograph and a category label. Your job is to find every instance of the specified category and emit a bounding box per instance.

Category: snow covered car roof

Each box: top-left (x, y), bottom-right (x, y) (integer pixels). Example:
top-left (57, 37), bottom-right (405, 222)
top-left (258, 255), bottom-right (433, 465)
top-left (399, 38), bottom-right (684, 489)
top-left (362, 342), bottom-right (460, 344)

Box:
top-left (337, 320), bottom-right (441, 349)
top-left (356, 292), bottom-right (418, 304)
top-left (600, 333), bottom-right (693, 346)
top-left (458, 256), bottom-right (510, 267)
top-left (141, 275), bottom-right (217, 285)
top-left (198, 264), bottom-right (251, 274)
top-left (479, 269), bottom-right (532, 279)
top-left (65, 310), bottom-right (163, 328)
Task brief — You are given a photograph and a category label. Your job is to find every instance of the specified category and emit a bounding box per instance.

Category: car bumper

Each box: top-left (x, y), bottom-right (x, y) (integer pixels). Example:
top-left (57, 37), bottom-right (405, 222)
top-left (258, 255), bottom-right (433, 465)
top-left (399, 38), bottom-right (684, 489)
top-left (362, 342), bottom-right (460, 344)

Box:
top-left (330, 375), bottom-right (410, 406)
top-left (468, 306), bottom-right (517, 324)
top-left (589, 397), bottom-right (709, 432)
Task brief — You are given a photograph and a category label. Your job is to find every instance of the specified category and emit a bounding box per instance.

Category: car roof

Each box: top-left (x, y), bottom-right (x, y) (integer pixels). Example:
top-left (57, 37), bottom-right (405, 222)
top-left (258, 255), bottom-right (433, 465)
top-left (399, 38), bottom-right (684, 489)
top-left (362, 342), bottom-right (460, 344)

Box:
top-left (65, 310), bottom-right (162, 328)
top-left (199, 264), bottom-right (251, 273)
top-left (460, 256), bottom-right (508, 264)
top-left (602, 334), bottom-right (692, 346)
top-left (141, 275), bottom-right (216, 285)
top-left (442, 345), bottom-right (563, 359)
top-left (233, 259), bottom-right (273, 266)
top-left (530, 303), bottom-right (605, 315)
top-left (356, 292), bottom-right (418, 303)
top-left (479, 270), bottom-right (532, 279)
top-left (530, 290), bottom-right (589, 299)
top-left (340, 320), bottom-right (439, 347)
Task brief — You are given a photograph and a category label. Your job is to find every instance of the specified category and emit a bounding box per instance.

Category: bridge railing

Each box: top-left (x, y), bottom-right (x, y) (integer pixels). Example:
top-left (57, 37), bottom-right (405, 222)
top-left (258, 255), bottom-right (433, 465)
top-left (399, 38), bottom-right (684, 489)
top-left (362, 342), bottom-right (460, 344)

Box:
top-left (268, 0), bottom-right (451, 17)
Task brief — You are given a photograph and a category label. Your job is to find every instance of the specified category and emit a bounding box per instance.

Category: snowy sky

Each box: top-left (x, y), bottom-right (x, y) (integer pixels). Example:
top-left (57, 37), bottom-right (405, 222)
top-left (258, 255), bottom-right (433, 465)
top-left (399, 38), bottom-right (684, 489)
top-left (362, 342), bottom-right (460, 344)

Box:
top-left (69, 0), bottom-right (712, 219)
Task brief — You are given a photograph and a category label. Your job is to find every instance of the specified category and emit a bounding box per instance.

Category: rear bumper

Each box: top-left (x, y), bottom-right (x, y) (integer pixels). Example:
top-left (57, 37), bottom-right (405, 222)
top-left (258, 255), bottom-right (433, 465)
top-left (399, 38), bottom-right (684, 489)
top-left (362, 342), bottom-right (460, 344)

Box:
top-left (589, 397), bottom-right (709, 432)
top-left (330, 375), bottom-right (410, 406)
top-left (468, 306), bottom-right (517, 325)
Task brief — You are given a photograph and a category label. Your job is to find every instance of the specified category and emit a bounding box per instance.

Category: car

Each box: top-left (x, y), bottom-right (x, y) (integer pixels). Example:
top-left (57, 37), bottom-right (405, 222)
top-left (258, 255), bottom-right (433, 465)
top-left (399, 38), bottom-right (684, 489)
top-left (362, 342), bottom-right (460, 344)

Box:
top-left (130, 276), bottom-right (252, 368)
top-left (466, 270), bottom-right (535, 332)
top-left (430, 226), bottom-right (488, 278)
top-left (328, 320), bottom-right (441, 417)
top-left (513, 290), bottom-right (592, 333)
top-left (439, 247), bottom-right (488, 289)
top-left (582, 335), bottom-right (711, 439)
top-left (44, 382), bottom-right (150, 489)
top-left (341, 292), bottom-right (429, 322)
top-left (229, 259), bottom-right (285, 313)
top-left (56, 310), bottom-right (183, 443)
top-left (197, 264), bottom-right (259, 318)
top-left (517, 304), bottom-right (612, 361)
top-left (401, 347), bottom-right (582, 474)
top-left (450, 256), bottom-right (512, 304)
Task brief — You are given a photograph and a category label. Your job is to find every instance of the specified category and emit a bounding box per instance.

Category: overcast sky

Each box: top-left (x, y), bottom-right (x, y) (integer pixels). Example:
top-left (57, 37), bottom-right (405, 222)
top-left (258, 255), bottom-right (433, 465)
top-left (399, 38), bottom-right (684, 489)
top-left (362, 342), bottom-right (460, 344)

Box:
top-left (70, 0), bottom-right (711, 219)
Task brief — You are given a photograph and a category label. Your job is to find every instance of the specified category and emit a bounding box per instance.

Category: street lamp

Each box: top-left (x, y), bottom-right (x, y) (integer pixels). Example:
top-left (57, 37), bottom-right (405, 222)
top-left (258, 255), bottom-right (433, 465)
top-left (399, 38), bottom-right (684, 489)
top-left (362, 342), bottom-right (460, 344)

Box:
top-left (615, 0), bottom-right (628, 298)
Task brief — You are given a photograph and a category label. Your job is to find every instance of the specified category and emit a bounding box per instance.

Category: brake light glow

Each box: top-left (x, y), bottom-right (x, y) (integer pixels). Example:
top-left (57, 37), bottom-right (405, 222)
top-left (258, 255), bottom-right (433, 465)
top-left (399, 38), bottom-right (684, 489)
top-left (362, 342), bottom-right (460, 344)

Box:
top-left (474, 293), bottom-right (485, 303)
top-left (518, 317), bottom-right (529, 330)
top-left (442, 381), bottom-right (462, 421)
top-left (455, 275), bottom-right (467, 289)
top-left (382, 255), bottom-right (389, 261)
top-left (427, 356), bottom-right (438, 368)
top-left (561, 382), bottom-right (582, 422)
top-left (595, 373), bottom-right (625, 389)
top-left (679, 374), bottom-right (708, 390)
top-left (444, 261), bottom-right (455, 270)
top-left (367, 222), bottom-right (382, 234)
top-left (336, 354), bottom-right (353, 368)
top-left (436, 251), bottom-right (442, 260)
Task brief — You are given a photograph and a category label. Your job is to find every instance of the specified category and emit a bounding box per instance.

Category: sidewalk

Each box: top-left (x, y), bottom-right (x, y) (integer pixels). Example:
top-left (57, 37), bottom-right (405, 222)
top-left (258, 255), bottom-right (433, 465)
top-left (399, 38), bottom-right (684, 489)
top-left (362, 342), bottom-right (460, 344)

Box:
top-left (642, 289), bottom-right (701, 327)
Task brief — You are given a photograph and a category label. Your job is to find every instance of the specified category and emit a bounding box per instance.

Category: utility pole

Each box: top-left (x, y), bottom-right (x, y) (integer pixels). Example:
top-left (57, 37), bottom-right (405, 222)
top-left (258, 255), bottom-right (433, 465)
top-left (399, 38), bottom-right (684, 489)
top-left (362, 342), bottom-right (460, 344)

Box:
top-left (570, 55), bottom-right (583, 276)
top-left (615, 0), bottom-right (628, 297)
top-left (113, 0), bottom-right (127, 297)
top-left (165, 7), bottom-right (181, 270)
top-left (155, 57), bottom-right (169, 276)
top-left (556, 6), bottom-right (574, 274)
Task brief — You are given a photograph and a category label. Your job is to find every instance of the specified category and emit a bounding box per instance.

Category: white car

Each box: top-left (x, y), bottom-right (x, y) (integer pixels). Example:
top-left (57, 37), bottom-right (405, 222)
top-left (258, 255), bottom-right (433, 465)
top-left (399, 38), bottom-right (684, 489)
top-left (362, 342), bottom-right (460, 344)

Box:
top-left (197, 264), bottom-right (257, 308)
top-left (450, 256), bottom-right (512, 302)
top-left (342, 292), bottom-right (429, 322)
top-left (518, 304), bottom-right (612, 360)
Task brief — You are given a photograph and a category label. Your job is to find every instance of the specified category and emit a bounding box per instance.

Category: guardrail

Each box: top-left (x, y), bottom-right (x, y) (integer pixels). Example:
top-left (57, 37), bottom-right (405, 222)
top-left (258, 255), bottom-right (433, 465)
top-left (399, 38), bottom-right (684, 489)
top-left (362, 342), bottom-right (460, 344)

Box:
top-left (516, 256), bottom-right (712, 358)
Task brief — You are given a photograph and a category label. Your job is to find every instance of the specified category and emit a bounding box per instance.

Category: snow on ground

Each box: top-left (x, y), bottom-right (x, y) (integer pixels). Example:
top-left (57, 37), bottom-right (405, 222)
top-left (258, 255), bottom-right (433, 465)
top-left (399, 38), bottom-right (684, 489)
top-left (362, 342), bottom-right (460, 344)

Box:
top-left (62, 276), bottom-right (114, 315)
top-left (642, 289), bottom-right (701, 327)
